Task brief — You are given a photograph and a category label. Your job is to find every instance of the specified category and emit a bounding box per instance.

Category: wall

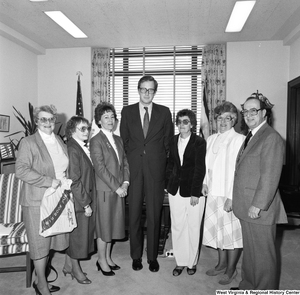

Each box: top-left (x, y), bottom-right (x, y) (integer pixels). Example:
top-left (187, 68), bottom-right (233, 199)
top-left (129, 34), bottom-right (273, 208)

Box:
top-left (38, 47), bottom-right (92, 135)
top-left (289, 36), bottom-right (300, 81)
top-left (226, 41), bottom-right (290, 140)
top-left (0, 36), bottom-right (38, 144)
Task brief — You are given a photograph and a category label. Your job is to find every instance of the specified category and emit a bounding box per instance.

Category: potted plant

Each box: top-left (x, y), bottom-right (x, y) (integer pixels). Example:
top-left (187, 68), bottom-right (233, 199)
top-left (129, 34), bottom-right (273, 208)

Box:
top-left (5, 103), bottom-right (37, 151)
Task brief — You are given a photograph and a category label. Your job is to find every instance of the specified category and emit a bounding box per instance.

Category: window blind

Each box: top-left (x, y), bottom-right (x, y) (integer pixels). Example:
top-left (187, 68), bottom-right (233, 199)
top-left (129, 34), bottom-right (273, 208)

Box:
top-left (109, 45), bottom-right (203, 134)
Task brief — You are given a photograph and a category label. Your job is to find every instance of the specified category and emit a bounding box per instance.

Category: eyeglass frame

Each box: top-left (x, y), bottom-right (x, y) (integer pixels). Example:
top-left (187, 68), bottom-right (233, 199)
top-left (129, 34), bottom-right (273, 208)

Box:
top-left (216, 116), bottom-right (233, 123)
top-left (139, 87), bottom-right (155, 95)
top-left (76, 126), bottom-right (91, 133)
top-left (37, 117), bottom-right (56, 124)
top-left (176, 119), bottom-right (191, 126)
top-left (241, 108), bottom-right (262, 117)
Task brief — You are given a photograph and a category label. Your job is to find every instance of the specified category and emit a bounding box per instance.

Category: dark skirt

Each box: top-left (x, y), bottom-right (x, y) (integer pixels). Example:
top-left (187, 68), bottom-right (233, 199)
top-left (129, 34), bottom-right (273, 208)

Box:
top-left (22, 206), bottom-right (69, 260)
top-left (66, 211), bottom-right (95, 259)
top-left (95, 190), bottom-right (125, 242)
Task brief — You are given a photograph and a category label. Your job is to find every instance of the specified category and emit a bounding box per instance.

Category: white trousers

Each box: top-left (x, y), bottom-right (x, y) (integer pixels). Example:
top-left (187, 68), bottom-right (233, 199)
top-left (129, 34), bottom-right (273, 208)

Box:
top-left (169, 192), bottom-right (205, 268)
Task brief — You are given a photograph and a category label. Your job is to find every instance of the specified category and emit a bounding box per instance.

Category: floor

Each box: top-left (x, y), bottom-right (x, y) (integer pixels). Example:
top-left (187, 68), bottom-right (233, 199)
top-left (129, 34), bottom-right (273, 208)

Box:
top-left (1, 223), bottom-right (300, 295)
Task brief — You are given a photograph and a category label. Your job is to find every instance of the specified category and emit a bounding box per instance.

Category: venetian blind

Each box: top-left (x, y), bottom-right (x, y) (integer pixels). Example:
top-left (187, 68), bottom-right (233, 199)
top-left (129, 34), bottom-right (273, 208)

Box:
top-left (108, 45), bottom-right (203, 134)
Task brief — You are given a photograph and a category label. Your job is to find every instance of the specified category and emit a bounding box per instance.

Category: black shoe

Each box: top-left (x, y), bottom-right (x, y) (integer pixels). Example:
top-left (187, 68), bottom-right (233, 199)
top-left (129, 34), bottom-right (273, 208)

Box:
top-left (132, 258), bottom-right (143, 271)
top-left (109, 264), bottom-right (121, 271)
top-left (187, 266), bottom-right (197, 275)
top-left (96, 261), bottom-right (115, 276)
top-left (49, 284), bottom-right (60, 292)
top-left (172, 266), bottom-right (184, 276)
top-left (148, 259), bottom-right (159, 272)
top-left (230, 287), bottom-right (240, 290)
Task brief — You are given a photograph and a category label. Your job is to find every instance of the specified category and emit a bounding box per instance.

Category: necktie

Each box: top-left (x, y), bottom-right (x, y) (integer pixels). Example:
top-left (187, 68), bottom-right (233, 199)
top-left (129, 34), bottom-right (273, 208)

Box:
top-left (243, 131), bottom-right (253, 150)
top-left (143, 107), bottom-right (149, 138)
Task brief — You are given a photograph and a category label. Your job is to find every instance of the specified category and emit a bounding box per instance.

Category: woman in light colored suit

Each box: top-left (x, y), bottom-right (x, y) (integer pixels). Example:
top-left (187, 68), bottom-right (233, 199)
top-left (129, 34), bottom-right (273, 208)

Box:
top-left (90, 102), bottom-right (130, 276)
top-left (16, 105), bottom-right (68, 295)
top-left (62, 116), bottom-right (96, 284)
top-left (166, 109), bottom-right (206, 276)
top-left (202, 101), bottom-right (245, 285)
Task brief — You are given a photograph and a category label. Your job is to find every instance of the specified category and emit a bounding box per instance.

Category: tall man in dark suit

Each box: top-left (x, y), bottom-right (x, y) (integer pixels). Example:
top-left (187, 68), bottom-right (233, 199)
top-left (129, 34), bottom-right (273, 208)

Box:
top-left (232, 93), bottom-right (287, 290)
top-left (120, 75), bottom-right (173, 272)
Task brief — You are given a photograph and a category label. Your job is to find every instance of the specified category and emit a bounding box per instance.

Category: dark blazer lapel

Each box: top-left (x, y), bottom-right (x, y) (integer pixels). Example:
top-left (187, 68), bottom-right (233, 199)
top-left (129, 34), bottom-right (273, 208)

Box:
top-left (146, 103), bottom-right (160, 140)
top-left (132, 103), bottom-right (144, 139)
top-left (237, 122), bottom-right (268, 165)
top-left (69, 138), bottom-right (93, 168)
top-left (114, 135), bottom-right (123, 166)
top-left (182, 133), bottom-right (195, 165)
top-left (100, 130), bottom-right (120, 165)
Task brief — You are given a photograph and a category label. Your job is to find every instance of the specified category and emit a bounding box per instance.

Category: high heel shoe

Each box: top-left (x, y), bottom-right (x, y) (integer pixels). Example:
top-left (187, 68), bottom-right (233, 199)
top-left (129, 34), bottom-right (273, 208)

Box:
top-left (96, 261), bottom-right (115, 276)
top-left (62, 267), bottom-right (87, 277)
top-left (108, 264), bottom-right (121, 270)
top-left (32, 282), bottom-right (42, 295)
top-left (70, 271), bottom-right (92, 284)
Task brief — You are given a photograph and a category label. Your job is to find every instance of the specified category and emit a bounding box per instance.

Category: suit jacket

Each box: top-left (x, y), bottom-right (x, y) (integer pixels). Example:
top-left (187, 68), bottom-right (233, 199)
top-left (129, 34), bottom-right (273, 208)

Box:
top-left (232, 123), bottom-right (287, 225)
top-left (166, 133), bottom-right (206, 197)
top-left (120, 102), bottom-right (173, 181)
top-left (15, 131), bottom-right (68, 207)
top-left (90, 130), bottom-right (130, 192)
top-left (67, 138), bottom-right (96, 212)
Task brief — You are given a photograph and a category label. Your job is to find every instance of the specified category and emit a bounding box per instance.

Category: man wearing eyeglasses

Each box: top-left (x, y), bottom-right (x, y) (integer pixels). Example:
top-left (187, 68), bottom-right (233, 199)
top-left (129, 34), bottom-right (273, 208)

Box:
top-left (231, 94), bottom-right (287, 290)
top-left (120, 75), bottom-right (173, 272)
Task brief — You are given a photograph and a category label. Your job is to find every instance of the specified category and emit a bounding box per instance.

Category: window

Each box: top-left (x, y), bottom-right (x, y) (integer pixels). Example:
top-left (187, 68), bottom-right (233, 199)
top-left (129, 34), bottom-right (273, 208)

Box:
top-left (109, 45), bottom-right (203, 134)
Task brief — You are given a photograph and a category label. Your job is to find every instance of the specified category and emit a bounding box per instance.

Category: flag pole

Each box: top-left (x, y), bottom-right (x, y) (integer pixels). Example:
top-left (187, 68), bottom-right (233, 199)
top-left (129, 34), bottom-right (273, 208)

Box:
top-left (76, 71), bottom-right (84, 117)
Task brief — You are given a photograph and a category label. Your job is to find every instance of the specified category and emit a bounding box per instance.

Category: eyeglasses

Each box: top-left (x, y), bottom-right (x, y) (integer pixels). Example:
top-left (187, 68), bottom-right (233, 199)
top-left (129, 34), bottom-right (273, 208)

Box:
top-left (241, 108), bottom-right (262, 117)
top-left (76, 126), bottom-right (91, 133)
top-left (216, 116), bottom-right (232, 123)
top-left (177, 119), bottom-right (190, 126)
top-left (139, 87), bottom-right (155, 94)
top-left (37, 117), bottom-right (56, 124)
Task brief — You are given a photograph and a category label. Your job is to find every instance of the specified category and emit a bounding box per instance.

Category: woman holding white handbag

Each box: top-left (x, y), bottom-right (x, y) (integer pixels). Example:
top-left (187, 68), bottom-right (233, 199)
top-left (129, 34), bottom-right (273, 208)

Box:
top-left (16, 105), bottom-right (69, 295)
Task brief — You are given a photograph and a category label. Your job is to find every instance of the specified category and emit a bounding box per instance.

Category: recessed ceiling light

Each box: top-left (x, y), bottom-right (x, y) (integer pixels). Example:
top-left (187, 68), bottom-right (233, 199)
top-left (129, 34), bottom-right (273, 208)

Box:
top-left (44, 11), bottom-right (87, 38)
top-left (30, 0), bottom-right (48, 2)
top-left (225, 1), bottom-right (256, 32)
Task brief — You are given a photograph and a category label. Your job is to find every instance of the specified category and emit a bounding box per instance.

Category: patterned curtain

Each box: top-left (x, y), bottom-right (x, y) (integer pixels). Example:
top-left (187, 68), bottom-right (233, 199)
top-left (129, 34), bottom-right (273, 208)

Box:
top-left (201, 44), bottom-right (226, 135)
top-left (91, 48), bottom-right (110, 115)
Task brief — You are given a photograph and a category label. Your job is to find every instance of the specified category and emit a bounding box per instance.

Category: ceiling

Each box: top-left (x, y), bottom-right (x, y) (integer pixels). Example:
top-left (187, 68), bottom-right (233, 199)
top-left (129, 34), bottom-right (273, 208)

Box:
top-left (1, 0), bottom-right (300, 54)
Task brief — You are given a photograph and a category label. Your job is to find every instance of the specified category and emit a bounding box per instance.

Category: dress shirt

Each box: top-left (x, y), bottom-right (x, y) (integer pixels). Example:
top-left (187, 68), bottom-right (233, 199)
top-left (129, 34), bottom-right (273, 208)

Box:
top-left (139, 102), bottom-right (153, 127)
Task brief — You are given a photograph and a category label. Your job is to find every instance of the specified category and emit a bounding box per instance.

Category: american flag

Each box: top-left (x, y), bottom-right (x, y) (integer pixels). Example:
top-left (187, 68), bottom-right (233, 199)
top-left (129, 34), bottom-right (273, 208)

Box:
top-left (76, 76), bottom-right (84, 116)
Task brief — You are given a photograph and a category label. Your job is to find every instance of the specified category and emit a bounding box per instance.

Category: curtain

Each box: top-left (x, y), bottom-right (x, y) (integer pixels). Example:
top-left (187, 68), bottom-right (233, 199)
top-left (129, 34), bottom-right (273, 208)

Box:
top-left (91, 48), bottom-right (110, 116)
top-left (201, 44), bottom-right (226, 135)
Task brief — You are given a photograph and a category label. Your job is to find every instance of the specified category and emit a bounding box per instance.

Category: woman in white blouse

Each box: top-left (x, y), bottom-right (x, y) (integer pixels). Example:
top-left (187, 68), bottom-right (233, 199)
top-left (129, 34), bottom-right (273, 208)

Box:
top-left (166, 109), bottom-right (206, 276)
top-left (202, 101), bottom-right (245, 285)
top-left (90, 102), bottom-right (130, 276)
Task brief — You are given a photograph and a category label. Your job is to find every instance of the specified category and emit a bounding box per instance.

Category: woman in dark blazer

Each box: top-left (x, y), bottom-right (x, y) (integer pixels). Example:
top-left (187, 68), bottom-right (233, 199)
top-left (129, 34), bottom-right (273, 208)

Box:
top-left (90, 102), bottom-right (130, 276)
top-left (16, 105), bottom-right (69, 295)
top-left (62, 116), bottom-right (96, 284)
top-left (166, 109), bottom-right (206, 276)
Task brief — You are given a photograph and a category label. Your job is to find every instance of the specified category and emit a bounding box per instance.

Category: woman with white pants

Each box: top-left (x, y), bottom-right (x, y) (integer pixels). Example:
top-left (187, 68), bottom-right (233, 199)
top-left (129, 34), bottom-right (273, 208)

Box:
top-left (166, 109), bottom-right (206, 276)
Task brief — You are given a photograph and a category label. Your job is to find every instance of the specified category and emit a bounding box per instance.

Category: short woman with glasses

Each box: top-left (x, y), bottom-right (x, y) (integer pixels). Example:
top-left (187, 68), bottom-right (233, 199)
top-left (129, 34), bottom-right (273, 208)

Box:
top-left (16, 105), bottom-right (69, 295)
top-left (62, 116), bottom-right (96, 284)
top-left (90, 102), bottom-right (130, 276)
top-left (202, 101), bottom-right (245, 285)
top-left (166, 109), bottom-right (206, 276)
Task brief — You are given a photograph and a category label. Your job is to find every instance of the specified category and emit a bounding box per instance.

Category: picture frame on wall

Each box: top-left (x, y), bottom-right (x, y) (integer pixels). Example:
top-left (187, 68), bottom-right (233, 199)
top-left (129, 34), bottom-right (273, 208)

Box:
top-left (0, 143), bottom-right (15, 160)
top-left (0, 115), bottom-right (10, 132)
